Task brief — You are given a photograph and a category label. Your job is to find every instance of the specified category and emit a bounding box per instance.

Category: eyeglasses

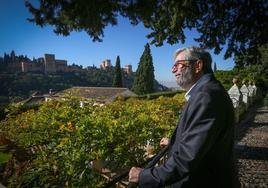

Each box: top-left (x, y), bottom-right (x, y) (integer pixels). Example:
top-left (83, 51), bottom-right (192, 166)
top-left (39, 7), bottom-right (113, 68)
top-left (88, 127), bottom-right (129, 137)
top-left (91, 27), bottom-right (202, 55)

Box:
top-left (172, 59), bottom-right (197, 69)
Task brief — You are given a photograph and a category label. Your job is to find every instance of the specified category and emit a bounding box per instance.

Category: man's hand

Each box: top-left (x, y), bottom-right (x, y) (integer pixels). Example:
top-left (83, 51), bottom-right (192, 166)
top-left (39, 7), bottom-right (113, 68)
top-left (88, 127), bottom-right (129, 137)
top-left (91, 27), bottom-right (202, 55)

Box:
top-left (160, 137), bottom-right (169, 147)
top-left (129, 167), bottom-right (143, 183)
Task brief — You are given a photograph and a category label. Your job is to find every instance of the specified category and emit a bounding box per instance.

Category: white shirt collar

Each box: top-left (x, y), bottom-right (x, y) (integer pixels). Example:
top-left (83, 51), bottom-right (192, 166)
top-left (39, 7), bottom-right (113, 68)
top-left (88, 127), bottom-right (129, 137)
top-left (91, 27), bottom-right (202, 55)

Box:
top-left (184, 74), bottom-right (209, 101)
top-left (184, 83), bottom-right (197, 101)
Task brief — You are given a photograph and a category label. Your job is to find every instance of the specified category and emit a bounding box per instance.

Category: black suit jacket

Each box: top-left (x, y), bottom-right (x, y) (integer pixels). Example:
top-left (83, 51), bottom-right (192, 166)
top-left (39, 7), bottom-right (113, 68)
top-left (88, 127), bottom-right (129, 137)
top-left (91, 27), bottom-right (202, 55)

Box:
top-left (138, 74), bottom-right (238, 188)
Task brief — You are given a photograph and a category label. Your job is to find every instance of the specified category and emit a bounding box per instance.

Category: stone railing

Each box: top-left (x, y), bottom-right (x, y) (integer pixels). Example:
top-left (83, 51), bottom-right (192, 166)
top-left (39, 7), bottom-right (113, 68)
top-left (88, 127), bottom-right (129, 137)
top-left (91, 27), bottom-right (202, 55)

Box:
top-left (228, 79), bottom-right (259, 123)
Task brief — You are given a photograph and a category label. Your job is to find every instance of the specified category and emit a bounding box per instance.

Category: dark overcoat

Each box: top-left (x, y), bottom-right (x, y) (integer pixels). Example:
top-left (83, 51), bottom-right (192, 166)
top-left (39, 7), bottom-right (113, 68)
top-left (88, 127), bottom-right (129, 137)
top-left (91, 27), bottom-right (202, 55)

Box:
top-left (139, 74), bottom-right (239, 188)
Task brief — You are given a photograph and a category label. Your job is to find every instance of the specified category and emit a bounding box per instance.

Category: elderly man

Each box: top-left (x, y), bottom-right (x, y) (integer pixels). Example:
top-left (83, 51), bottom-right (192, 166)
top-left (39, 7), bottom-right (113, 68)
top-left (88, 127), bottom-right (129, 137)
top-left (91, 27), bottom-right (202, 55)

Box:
top-left (129, 46), bottom-right (239, 187)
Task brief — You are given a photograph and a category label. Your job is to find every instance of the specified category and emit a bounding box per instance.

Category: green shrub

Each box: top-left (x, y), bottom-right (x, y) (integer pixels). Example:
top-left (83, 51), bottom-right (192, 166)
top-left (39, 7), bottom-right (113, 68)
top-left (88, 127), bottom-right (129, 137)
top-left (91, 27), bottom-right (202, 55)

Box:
top-left (263, 93), bottom-right (268, 107)
top-left (0, 94), bottom-right (185, 187)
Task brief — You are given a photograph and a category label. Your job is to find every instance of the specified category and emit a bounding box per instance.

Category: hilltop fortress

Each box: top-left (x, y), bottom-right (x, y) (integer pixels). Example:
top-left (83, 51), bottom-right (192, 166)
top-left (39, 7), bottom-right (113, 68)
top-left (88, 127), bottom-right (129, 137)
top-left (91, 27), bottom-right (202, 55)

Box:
top-left (100, 59), bottom-right (132, 74)
top-left (0, 51), bottom-right (132, 74)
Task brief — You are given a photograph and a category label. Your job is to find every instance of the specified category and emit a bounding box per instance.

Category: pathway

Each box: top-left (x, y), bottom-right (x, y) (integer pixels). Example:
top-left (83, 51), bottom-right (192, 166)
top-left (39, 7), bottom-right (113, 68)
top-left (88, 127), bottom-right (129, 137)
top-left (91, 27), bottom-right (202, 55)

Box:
top-left (235, 104), bottom-right (268, 187)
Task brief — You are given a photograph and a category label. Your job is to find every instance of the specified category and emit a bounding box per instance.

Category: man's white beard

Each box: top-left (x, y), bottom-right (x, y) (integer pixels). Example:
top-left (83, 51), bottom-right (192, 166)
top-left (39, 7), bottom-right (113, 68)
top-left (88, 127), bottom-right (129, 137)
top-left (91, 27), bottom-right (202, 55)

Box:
top-left (176, 66), bottom-right (196, 90)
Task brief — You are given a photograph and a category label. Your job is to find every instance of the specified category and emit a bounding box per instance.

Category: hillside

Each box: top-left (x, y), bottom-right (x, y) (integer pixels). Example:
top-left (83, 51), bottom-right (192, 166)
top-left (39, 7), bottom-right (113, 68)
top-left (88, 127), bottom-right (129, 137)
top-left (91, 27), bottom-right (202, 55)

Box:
top-left (0, 69), bottom-right (167, 104)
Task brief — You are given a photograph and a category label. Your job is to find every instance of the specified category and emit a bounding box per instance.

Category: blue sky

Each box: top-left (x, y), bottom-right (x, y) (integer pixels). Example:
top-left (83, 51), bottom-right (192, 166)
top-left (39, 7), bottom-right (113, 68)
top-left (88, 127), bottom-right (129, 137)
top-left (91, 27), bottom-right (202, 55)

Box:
top-left (0, 0), bottom-right (234, 87)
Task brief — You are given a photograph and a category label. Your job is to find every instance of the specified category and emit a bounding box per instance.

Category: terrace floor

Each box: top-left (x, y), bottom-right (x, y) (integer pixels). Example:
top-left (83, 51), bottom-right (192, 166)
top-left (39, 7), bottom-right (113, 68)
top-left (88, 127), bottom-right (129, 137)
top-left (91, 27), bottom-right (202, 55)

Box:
top-left (235, 103), bottom-right (268, 187)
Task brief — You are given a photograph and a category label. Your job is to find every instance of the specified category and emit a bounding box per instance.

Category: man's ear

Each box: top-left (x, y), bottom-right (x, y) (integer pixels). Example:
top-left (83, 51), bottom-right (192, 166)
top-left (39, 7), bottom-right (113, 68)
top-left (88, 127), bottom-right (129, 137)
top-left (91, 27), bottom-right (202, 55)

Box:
top-left (195, 60), bottom-right (203, 74)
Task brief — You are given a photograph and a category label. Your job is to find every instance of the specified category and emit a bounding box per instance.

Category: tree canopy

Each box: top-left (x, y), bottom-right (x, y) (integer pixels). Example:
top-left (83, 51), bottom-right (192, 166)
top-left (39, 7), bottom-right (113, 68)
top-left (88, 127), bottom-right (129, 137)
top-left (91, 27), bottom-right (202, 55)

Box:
top-left (25, 0), bottom-right (268, 62)
top-left (235, 43), bottom-right (268, 68)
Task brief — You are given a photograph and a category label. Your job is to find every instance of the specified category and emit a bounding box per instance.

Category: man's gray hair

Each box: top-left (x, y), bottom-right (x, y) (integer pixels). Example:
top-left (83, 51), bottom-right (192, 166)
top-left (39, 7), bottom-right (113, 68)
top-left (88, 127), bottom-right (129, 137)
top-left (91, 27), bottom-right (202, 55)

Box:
top-left (174, 46), bottom-right (213, 73)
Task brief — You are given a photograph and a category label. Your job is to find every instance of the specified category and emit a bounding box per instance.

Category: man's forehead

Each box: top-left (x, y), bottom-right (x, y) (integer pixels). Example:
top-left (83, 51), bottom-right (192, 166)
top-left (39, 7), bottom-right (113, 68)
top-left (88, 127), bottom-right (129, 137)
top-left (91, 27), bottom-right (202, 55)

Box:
top-left (175, 51), bottom-right (186, 61)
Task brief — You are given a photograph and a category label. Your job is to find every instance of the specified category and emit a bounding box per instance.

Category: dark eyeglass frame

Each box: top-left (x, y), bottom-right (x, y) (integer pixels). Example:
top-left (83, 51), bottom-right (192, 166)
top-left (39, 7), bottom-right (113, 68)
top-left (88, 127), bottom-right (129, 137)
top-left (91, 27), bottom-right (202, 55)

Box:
top-left (172, 59), bottom-right (197, 69)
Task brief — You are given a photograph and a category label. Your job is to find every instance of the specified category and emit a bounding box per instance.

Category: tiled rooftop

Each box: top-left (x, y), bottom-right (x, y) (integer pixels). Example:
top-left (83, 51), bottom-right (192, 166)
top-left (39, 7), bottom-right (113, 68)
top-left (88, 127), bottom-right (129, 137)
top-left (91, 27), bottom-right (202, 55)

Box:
top-left (57, 87), bottom-right (136, 101)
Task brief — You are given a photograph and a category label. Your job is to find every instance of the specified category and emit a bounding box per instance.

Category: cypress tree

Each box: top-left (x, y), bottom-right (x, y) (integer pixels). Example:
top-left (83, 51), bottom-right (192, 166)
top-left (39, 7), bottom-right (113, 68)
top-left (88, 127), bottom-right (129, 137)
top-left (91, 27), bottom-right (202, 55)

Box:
top-left (214, 62), bottom-right (217, 72)
top-left (112, 56), bottom-right (123, 87)
top-left (132, 43), bottom-right (155, 94)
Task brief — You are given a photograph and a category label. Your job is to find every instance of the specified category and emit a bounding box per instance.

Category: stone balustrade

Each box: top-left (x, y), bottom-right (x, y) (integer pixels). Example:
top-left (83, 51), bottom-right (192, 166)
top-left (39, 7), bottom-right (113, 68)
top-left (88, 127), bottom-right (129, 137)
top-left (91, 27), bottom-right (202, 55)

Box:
top-left (228, 79), bottom-right (259, 123)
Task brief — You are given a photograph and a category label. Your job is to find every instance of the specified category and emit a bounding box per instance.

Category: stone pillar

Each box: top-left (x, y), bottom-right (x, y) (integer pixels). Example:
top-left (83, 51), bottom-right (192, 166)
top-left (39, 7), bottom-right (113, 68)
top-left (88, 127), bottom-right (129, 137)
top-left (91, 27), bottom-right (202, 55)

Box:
top-left (228, 78), bottom-right (242, 123)
top-left (248, 81), bottom-right (254, 105)
top-left (252, 81), bottom-right (257, 96)
top-left (240, 80), bottom-right (249, 109)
